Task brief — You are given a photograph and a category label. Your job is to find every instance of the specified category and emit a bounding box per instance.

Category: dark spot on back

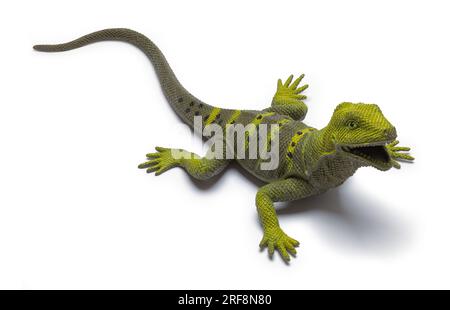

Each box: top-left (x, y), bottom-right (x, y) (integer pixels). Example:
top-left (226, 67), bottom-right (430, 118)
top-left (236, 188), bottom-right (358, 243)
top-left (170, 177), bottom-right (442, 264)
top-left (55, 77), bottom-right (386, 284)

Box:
top-left (291, 142), bottom-right (296, 147)
top-left (194, 111), bottom-right (200, 116)
top-left (297, 131), bottom-right (303, 135)
top-left (199, 104), bottom-right (204, 108)
top-left (287, 152), bottom-right (293, 158)
top-left (185, 108), bottom-right (190, 113)
top-left (257, 115), bottom-right (262, 120)
top-left (189, 102), bottom-right (194, 107)
top-left (178, 97), bottom-right (183, 103)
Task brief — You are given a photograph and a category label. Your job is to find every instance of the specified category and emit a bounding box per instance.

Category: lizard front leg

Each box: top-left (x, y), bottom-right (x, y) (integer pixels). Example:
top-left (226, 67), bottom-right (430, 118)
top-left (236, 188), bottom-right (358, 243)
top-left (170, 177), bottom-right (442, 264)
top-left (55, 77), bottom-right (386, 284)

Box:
top-left (386, 140), bottom-right (414, 169)
top-left (256, 177), bottom-right (316, 262)
top-left (138, 146), bottom-right (229, 180)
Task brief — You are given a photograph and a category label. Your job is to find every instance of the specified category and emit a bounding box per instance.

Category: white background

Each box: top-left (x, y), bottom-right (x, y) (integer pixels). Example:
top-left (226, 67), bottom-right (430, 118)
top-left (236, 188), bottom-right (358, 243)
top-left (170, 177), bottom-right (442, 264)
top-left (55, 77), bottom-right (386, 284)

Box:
top-left (0, 0), bottom-right (448, 289)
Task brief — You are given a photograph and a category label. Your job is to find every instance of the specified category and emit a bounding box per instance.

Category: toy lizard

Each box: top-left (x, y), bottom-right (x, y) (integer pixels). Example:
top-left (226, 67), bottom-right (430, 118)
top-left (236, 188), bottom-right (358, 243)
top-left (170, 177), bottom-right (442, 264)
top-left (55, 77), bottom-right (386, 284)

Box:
top-left (34, 28), bottom-right (414, 262)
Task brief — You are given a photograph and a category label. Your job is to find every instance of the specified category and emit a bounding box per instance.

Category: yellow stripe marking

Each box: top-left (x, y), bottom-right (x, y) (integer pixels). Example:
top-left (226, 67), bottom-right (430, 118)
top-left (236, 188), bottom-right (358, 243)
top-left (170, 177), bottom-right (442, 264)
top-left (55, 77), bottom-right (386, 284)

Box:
top-left (226, 110), bottom-right (241, 124)
top-left (278, 119), bottom-right (291, 126)
top-left (286, 128), bottom-right (315, 159)
top-left (205, 107), bottom-right (221, 125)
top-left (245, 112), bottom-right (276, 149)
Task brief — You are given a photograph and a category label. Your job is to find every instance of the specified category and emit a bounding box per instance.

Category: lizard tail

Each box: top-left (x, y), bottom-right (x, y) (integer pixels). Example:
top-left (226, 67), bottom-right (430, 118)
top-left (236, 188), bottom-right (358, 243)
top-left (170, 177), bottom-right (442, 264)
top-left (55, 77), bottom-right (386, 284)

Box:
top-left (33, 28), bottom-right (215, 128)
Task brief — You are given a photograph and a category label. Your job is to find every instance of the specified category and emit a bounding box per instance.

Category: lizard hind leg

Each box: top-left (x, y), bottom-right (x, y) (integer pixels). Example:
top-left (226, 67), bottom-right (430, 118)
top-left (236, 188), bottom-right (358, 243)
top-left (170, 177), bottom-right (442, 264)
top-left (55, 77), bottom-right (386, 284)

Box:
top-left (138, 146), bottom-right (229, 180)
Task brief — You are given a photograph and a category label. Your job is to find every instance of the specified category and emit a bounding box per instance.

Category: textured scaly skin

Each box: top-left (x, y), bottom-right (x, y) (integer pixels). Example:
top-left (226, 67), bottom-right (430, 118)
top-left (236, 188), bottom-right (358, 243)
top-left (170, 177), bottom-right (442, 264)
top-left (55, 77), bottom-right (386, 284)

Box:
top-left (34, 28), bottom-right (414, 263)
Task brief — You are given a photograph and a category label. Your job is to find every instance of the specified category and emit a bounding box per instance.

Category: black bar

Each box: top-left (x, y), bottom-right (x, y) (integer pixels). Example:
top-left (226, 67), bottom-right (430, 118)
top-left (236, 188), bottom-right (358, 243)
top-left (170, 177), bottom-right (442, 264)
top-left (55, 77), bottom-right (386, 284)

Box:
top-left (0, 290), bottom-right (448, 308)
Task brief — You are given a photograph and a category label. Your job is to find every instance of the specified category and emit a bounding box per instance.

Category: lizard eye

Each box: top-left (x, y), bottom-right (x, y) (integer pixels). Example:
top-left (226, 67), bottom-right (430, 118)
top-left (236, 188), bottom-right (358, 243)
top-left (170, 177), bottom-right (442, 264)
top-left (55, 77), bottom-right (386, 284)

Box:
top-left (346, 120), bottom-right (358, 129)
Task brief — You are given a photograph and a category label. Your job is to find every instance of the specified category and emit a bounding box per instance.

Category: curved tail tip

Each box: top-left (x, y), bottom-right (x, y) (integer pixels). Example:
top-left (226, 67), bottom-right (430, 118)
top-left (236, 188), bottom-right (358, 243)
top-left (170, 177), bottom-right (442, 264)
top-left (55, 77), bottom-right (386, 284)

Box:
top-left (33, 44), bottom-right (53, 52)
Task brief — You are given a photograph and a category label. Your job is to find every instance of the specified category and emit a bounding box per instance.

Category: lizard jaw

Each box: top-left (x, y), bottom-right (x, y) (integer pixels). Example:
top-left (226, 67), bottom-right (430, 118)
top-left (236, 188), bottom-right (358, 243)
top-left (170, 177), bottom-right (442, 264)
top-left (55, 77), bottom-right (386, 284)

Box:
top-left (339, 140), bottom-right (393, 171)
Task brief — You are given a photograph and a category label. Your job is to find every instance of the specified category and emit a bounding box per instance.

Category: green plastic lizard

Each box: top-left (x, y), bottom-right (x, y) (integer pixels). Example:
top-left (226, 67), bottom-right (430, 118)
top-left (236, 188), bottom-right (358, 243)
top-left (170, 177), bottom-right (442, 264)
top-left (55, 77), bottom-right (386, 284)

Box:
top-left (34, 28), bottom-right (414, 262)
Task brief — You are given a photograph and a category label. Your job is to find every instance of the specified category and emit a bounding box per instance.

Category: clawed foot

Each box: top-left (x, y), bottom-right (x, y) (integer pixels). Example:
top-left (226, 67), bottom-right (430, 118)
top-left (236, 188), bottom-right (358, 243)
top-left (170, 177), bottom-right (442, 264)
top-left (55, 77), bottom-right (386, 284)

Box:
top-left (138, 146), bottom-right (180, 175)
top-left (259, 227), bottom-right (300, 263)
top-left (273, 74), bottom-right (309, 105)
top-left (386, 140), bottom-right (414, 169)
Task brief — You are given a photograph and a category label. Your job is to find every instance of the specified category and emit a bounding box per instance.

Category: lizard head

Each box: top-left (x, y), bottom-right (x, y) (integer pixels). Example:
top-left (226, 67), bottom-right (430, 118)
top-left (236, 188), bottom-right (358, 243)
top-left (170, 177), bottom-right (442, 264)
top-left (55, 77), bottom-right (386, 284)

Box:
top-left (324, 102), bottom-right (397, 171)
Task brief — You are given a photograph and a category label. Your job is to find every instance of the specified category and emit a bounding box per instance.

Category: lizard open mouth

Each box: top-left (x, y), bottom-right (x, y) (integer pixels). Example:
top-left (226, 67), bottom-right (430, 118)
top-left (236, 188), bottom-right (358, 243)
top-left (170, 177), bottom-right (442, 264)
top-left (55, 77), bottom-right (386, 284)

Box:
top-left (340, 142), bottom-right (391, 170)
